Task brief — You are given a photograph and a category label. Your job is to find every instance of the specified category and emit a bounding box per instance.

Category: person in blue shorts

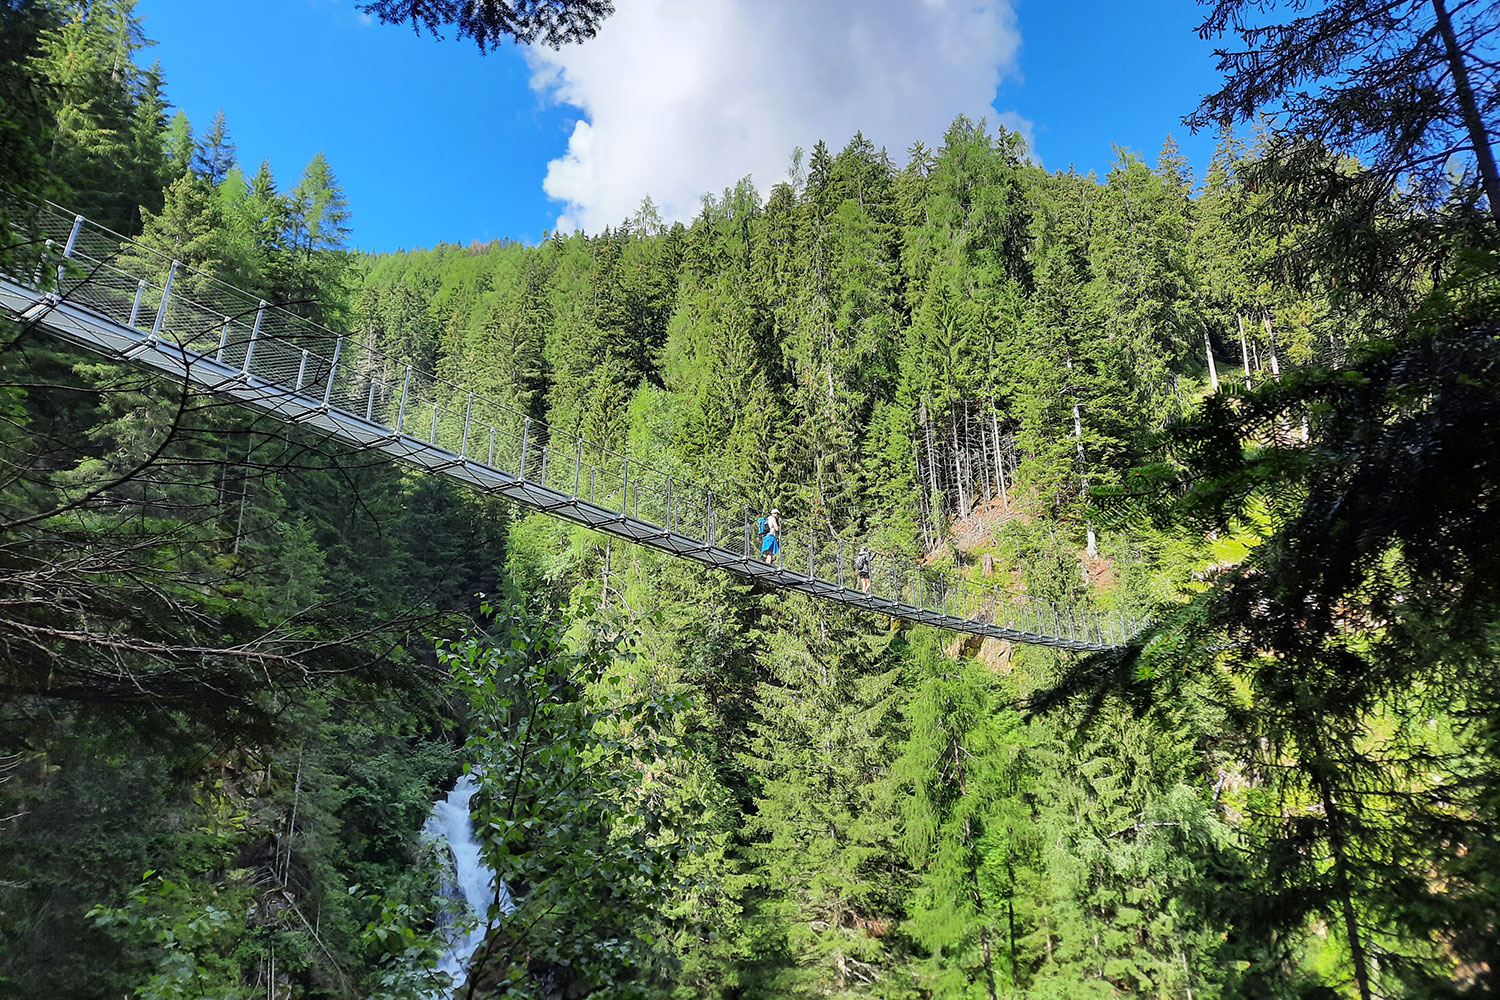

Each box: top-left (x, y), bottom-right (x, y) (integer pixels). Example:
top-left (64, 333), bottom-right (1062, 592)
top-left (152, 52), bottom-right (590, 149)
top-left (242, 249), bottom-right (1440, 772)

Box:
top-left (761, 507), bottom-right (781, 564)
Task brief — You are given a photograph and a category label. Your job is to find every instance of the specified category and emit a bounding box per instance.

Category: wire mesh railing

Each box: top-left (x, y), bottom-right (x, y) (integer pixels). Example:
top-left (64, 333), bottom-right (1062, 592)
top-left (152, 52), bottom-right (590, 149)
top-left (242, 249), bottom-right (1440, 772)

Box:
top-left (3, 202), bottom-right (1145, 650)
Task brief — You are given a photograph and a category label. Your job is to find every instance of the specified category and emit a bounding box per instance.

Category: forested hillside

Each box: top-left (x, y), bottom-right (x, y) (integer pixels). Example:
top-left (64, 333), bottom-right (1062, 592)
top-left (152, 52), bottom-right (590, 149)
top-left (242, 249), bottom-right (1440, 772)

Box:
top-left (2, 2), bottom-right (1497, 999)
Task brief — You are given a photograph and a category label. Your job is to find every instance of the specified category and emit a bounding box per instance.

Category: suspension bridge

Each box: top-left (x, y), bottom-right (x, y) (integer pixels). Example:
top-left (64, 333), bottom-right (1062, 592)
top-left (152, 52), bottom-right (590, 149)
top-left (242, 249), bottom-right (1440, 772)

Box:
top-left (0, 203), bottom-right (1144, 652)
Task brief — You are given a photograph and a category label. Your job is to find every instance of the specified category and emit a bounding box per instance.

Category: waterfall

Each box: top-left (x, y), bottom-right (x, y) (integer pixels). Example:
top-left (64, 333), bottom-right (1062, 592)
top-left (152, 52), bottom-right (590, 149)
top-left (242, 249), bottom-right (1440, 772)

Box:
top-left (421, 772), bottom-right (511, 996)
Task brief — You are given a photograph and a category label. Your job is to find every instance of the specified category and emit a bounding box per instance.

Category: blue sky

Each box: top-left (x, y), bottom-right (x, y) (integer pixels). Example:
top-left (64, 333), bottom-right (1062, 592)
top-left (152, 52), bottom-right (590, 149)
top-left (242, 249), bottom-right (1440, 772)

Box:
top-left (137, 0), bottom-right (1227, 252)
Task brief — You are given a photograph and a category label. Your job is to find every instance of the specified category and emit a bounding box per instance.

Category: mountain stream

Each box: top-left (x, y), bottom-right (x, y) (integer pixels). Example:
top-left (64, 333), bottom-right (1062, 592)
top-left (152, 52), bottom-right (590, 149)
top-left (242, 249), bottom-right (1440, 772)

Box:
top-left (421, 772), bottom-right (511, 996)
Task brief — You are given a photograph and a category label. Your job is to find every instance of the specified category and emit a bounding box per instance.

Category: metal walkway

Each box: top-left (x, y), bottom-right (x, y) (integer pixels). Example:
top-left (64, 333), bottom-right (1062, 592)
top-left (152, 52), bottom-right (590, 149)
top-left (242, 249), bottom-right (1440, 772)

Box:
top-left (2, 204), bottom-right (1140, 651)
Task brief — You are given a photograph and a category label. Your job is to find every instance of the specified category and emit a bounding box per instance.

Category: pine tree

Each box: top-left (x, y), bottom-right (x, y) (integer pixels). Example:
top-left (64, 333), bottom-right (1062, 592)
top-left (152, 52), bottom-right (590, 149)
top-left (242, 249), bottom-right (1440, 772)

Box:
top-left (163, 108), bottom-right (193, 178)
top-left (1088, 148), bottom-right (1198, 422)
top-left (34, 0), bottom-right (152, 231)
top-left (275, 151), bottom-right (352, 323)
top-left (1052, 262), bottom-right (1500, 999)
top-left (124, 171), bottom-right (226, 287)
top-left (892, 638), bottom-right (1037, 1000)
top-left (192, 107), bottom-right (236, 185)
top-left (741, 602), bottom-right (907, 997)
top-left (125, 58), bottom-right (168, 217)
top-left (0, 0), bottom-right (55, 247)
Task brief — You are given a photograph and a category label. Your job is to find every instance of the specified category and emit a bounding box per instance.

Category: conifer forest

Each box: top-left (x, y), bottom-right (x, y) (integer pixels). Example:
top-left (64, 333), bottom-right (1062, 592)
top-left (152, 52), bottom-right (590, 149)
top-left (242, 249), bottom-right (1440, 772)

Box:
top-left (1, 1), bottom-right (1498, 998)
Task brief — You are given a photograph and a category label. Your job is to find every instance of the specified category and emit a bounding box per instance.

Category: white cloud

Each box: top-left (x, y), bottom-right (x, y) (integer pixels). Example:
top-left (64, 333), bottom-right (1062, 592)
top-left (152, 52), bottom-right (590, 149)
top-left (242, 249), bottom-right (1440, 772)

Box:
top-left (526, 0), bottom-right (1026, 234)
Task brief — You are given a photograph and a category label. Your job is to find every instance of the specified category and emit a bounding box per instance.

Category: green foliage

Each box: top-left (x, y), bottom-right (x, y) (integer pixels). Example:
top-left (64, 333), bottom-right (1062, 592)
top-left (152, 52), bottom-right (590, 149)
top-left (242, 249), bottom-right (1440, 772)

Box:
top-left (8, 3), bottom-right (1498, 996)
top-left (0, 0), bottom-right (56, 244)
top-left (360, 0), bottom-right (616, 51)
top-left (438, 599), bottom-right (699, 997)
top-left (89, 872), bottom-right (258, 1000)
top-left (1047, 255), bottom-right (1500, 997)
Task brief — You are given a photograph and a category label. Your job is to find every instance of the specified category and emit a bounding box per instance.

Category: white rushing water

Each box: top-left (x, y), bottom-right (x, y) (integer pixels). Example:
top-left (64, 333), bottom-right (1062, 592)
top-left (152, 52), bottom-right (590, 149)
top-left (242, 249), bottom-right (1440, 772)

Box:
top-left (421, 772), bottom-right (511, 996)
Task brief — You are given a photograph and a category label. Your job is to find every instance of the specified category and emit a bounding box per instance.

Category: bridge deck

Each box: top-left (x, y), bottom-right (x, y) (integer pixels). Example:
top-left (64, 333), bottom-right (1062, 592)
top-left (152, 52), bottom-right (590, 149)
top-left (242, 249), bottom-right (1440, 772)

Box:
top-left (2, 205), bottom-right (1138, 651)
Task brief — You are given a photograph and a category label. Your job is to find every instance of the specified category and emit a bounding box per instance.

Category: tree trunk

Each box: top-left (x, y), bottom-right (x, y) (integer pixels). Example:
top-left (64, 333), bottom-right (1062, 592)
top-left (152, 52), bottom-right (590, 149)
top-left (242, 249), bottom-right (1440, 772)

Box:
top-left (923, 404), bottom-right (941, 511)
top-left (1205, 328), bottom-right (1219, 389)
top-left (914, 440), bottom-right (933, 550)
top-left (232, 434), bottom-right (254, 555)
top-left (1238, 314), bottom-right (1254, 387)
top-left (951, 409), bottom-right (968, 517)
top-left (1432, 0), bottom-right (1500, 230)
top-left (991, 407), bottom-right (1009, 509)
top-left (1262, 312), bottom-right (1281, 380)
top-left (283, 754), bottom-right (304, 887)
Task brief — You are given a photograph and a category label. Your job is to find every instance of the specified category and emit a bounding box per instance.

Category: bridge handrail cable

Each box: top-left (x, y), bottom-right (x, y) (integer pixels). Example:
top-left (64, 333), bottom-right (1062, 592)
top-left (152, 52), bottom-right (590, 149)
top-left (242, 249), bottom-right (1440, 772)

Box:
top-left (4, 202), bottom-right (1142, 650)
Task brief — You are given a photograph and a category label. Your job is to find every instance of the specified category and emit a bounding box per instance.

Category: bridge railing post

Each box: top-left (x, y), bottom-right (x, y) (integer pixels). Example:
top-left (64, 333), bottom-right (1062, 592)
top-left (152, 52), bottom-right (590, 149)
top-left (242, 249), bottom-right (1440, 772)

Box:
top-left (128, 279), bottom-right (147, 328)
top-left (573, 438), bottom-right (583, 496)
top-left (395, 366), bottom-right (412, 434)
top-left (460, 392), bottom-right (475, 458)
top-left (321, 338), bottom-right (343, 408)
top-left (61, 214), bottom-right (83, 260)
top-left (519, 417), bottom-right (531, 479)
top-left (56, 215), bottom-right (82, 288)
top-left (241, 299), bottom-right (265, 375)
top-left (705, 492), bottom-right (715, 548)
top-left (32, 239), bottom-right (52, 288)
top-left (150, 261), bottom-right (179, 342)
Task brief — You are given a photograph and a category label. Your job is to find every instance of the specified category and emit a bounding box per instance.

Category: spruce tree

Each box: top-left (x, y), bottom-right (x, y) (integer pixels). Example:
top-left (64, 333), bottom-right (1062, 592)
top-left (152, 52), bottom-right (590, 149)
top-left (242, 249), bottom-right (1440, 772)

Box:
top-left (162, 108), bottom-right (193, 178)
top-left (192, 107), bottom-right (236, 185)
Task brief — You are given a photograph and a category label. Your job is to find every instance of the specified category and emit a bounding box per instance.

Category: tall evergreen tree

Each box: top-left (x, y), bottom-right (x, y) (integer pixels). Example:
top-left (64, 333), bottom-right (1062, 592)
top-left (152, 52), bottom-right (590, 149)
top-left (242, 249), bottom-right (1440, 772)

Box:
top-left (192, 107), bottom-right (235, 185)
top-left (275, 150), bottom-right (352, 323)
top-left (34, 0), bottom-right (152, 231)
top-left (0, 0), bottom-right (56, 248)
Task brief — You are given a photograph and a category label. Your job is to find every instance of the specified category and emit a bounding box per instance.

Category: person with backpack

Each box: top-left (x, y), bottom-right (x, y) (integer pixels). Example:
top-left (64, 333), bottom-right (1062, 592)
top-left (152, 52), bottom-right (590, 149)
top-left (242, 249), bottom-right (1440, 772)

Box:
top-left (761, 508), bottom-right (781, 564)
top-left (854, 544), bottom-right (873, 594)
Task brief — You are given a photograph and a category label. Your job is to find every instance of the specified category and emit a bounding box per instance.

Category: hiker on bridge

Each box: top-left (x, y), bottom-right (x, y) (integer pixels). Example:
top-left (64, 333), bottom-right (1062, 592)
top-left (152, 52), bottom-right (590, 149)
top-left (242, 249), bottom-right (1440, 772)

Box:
top-left (760, 508), bottom-right (781, 564)
top-left (855, 544), bottom-right (873, 594)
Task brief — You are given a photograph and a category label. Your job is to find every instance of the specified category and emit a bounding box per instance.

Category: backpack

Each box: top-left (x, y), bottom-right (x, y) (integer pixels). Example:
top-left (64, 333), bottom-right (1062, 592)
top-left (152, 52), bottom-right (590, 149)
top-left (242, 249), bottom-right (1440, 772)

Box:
top-left (757, 517), bottom-right (768, 537)
top-left (855, 550), bottom-right (872, 574)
